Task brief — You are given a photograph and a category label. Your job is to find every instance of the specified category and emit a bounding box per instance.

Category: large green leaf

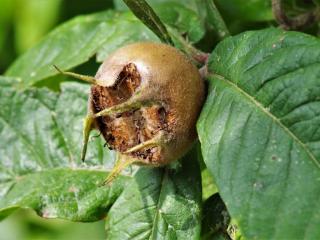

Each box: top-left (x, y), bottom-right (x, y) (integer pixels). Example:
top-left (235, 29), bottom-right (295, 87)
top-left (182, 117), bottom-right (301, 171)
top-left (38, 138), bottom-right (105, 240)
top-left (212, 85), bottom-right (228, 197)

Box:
top-left (203, 0), bottom-right (230, 40)
top-left (97, 3), bottom-right (204, 61)
top-left (197, 28), bottom-right (320, 239)
top-left (201, 168), bottom-right (217, 200)
top-left (113, 0), bottom-right (204, 40)
top-left (95, 12), bottom-right (158, 63)
top-left (154, 2), bottom-right (204, 43)
top-left (0, 77), bottom-right (130, 221)
top-left (5, 11), bottom-right (149, 88)
top-left (6, 5), bottom-right (204, 88)
top-left (105, 148), bottom-right (202, 240)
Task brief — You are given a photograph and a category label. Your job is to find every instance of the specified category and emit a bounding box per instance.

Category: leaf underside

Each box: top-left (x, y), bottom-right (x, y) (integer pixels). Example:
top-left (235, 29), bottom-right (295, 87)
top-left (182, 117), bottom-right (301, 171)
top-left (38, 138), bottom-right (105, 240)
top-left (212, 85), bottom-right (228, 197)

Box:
top-left (197, 28), bottom-right (320, 239)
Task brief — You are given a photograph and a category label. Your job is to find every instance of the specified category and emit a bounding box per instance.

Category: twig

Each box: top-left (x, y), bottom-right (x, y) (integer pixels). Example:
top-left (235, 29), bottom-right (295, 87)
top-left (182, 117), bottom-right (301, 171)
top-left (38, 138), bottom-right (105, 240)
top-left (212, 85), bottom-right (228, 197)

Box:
top-left (272, 0), bottom-right (320, 30)
top-left (168, 27), bottom-right (209, 66)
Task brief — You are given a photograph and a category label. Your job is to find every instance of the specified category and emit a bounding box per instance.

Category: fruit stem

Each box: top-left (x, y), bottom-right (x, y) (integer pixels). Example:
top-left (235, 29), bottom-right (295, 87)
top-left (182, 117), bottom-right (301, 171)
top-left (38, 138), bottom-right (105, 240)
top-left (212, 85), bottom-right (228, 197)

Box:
top-left (168, 27), bottom-right (209, 66)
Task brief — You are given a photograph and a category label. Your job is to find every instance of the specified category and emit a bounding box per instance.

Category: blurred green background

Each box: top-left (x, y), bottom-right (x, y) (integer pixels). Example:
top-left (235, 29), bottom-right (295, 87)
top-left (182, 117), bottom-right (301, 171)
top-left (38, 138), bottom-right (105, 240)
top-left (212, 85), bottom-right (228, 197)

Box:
top-left (0, 210), bottom-right (105, 240)
top-left (0, 0), bottom-right (115, 74)
top-left (0, 1), bottom-right (113, 239)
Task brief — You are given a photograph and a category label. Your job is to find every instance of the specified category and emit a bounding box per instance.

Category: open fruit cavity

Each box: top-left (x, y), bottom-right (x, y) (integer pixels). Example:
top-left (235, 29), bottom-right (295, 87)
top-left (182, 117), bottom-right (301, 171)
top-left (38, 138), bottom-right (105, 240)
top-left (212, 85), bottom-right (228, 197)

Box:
top-left (91, 63), bottom-right (168, 163)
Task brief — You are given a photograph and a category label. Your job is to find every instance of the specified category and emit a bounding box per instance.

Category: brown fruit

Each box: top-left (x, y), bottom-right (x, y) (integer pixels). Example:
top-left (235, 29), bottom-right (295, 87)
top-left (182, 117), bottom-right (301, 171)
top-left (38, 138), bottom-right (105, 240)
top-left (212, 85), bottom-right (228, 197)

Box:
top-left (91, 42), bottom-right (204, 165)
top-left (55, 42), bottom-right (205, 183)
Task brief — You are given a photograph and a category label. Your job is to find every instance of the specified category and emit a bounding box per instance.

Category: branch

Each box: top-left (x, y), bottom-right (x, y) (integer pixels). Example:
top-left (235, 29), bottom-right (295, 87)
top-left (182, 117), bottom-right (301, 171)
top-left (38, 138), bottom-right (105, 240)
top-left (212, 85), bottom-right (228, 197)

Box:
top-left (168, 27), bottom-right (209, 67)
top-left (272, 0), bottom-right (320, 30)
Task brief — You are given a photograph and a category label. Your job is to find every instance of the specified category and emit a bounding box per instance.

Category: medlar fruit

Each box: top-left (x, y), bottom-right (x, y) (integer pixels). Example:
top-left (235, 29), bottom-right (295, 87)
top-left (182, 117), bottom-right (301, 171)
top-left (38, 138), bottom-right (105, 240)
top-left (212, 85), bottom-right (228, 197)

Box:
top-left (55, 42), bottom-right (205, 183)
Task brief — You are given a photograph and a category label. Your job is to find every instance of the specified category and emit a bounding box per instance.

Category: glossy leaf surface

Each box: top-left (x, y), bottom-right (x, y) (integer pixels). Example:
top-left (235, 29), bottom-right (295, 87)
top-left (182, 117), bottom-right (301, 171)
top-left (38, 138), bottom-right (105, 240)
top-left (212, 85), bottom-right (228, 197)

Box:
top-left (0, 77), bottom-right (129, 221)
top-left (198, 28), bottom-right (320, 239)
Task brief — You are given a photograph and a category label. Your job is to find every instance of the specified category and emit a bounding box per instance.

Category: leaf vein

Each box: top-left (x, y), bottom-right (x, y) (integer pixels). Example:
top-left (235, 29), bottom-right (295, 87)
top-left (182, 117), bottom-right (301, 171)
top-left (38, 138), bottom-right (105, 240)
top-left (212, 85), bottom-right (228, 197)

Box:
top-left (211, 73), bottom-right (320, 169)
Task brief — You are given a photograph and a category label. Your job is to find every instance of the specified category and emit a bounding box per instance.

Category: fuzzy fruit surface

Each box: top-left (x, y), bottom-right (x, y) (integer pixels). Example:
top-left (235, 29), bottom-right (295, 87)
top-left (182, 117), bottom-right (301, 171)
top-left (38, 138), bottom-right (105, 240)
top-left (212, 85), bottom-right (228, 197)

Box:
top-left (90, 42), bottom-right (205, 166)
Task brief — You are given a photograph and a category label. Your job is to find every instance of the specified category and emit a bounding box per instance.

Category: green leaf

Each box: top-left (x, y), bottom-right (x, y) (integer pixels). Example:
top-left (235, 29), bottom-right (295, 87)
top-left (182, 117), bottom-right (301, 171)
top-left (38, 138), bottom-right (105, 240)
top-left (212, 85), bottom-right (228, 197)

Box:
top-left (5, 11), bottom-right (158, 88)
top-left (105, 148), bottom-right (202, 240)
top-left (203, 0), bottom-right (230, 40)
top-left (151, 2), bottom-right (205, 43)
top-left (0, 76), bottom-right (130, 221)
top-left (0, 170), bottom-right (128, 221)
top-left (201, 168), bottom-right (218, 200)
top-left (6, 7), bottom-right (203, 88)
top-left (123, 0), bottom-right (173, 45)
top-left (197, 28), bottom-right (320, 239)
top-left (98, 4), bottom-right (204, 61)
top-left (6, 11), bottom-right (120, 87)
top-left (96, 12), bottom-right (158, 63)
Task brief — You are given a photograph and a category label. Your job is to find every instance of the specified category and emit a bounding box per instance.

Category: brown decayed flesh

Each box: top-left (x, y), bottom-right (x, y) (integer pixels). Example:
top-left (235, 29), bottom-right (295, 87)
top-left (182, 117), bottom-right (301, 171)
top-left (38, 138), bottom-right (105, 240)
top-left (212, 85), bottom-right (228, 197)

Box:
top-left (91, 63), bottom-right (167, 163)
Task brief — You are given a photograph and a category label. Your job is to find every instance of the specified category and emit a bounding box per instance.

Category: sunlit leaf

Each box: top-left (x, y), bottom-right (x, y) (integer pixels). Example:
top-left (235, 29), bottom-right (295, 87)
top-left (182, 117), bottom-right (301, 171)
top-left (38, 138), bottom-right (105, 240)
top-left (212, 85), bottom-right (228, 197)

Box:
top-left (105, 148), bottom-right (202, 240)
top-left (198, 28), bottom-right (320, 239)
top-left (0, 77), bottom-right (130, 221)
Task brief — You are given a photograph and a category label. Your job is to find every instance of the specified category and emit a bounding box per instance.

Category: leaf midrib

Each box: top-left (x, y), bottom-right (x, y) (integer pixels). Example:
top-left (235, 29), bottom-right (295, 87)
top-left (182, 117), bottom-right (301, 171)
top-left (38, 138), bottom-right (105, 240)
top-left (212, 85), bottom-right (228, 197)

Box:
top-left (210, 73), bottom-right (320, 169)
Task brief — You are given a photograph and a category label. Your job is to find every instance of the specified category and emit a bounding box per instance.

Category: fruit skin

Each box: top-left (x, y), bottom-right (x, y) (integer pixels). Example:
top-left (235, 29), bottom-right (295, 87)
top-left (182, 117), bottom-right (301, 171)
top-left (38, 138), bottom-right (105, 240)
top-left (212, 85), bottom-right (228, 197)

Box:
top-left (91, 42), bottom-right (205, 166)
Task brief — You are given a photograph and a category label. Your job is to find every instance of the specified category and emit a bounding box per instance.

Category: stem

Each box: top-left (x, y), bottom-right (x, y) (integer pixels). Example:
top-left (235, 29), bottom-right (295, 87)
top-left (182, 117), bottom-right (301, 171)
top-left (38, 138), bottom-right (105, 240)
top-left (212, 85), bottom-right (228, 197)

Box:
top-left (204, 0), bottom-right (230, 40)
top-left (168, 27), bottom-right (209, 66)
top-left (272, 0), bottom-right (320, 30)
